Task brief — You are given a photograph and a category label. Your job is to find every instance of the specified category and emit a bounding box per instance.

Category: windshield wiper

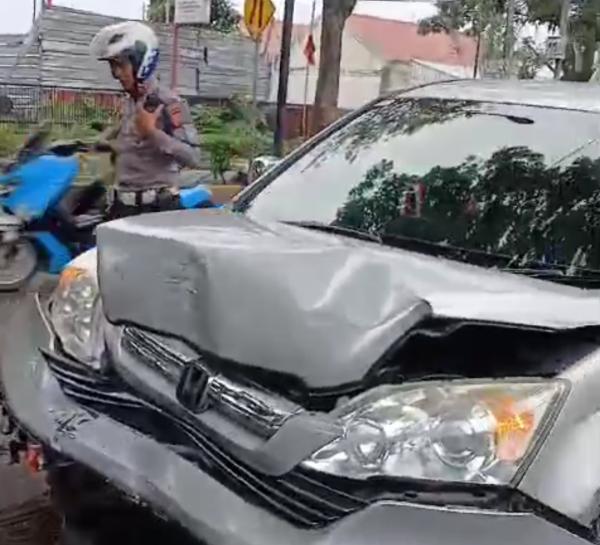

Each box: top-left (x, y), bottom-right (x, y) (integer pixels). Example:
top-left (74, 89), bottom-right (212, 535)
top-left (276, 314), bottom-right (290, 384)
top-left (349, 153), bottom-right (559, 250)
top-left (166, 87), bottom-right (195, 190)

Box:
top-left (379, 233), bottom-right (510, 267)
top-left (502, 265), bottom-right (600, 287)
top-left (464, 111), bottom-right (534, 125)
top-left (283, 221), bottom-right (382, 244)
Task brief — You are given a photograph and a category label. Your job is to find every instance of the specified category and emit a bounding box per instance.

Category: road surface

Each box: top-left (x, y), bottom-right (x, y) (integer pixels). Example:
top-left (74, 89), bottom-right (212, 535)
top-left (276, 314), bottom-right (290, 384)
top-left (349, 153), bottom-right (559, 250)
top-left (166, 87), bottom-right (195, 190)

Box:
top-left (0, 274), bottom-right (61, 545)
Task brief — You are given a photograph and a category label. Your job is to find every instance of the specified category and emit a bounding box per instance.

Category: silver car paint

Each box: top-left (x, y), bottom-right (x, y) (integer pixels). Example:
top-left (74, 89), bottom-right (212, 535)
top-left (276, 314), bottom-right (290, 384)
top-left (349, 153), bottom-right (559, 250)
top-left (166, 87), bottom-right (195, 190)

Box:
top-left (6, 80), bottom-right (600, 542)
top-left (0, 294), bottom-right (592, 545)
top-left (520, 349), bottom-right (600, 525)
top-left (98, 210), bottom-right (600, 389)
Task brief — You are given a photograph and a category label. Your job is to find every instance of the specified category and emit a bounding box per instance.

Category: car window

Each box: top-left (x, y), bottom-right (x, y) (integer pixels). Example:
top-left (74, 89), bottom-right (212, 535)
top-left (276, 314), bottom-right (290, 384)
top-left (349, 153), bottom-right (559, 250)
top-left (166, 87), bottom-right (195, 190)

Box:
top-left (245, 98), bottom-right (600, 273)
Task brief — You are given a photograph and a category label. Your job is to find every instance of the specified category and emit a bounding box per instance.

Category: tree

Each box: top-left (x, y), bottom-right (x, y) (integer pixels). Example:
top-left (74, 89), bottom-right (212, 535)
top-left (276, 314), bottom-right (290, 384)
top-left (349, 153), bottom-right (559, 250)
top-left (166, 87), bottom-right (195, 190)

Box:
top-left (312, 0), bottom-right (358, 132)
top-left (148, 0), bottom-right (240, 32)
top-left (528, 0), bottom-right (600, 80)
top-left (420, 0), bottom-right (600, 80)
top-left (419, 0), bottom-right (529, 77)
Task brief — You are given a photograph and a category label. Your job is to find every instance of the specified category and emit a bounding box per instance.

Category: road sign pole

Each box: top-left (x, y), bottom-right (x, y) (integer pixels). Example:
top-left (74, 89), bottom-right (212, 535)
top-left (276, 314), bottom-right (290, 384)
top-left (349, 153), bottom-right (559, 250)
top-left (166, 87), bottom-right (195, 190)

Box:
top-left (244, 0), bottom-right (275, 125)
top-left (302, 0), bottom-right (317, 138)
top-left (274, 0), bottom-right (295, 157)
top-left (171, 23), bottom-right (180, 89)
top-left (252, 38), bottom-right (260, 107)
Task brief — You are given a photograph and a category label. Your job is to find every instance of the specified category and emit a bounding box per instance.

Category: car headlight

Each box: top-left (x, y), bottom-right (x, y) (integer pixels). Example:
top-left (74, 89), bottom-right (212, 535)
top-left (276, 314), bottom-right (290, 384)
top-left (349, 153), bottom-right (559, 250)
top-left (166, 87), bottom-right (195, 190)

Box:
top-left (49, 257), bottom-right (103, 370)
top-left (303, 380), bottom-right (567, 485)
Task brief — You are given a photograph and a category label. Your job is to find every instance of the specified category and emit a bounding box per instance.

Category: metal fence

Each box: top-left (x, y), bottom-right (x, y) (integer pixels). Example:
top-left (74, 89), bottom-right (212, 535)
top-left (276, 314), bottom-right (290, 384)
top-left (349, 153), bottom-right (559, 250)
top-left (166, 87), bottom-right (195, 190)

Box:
top-left (0, 82), bottom-right (249, 129)
top-left (0, 82), bottom-right (122, 128)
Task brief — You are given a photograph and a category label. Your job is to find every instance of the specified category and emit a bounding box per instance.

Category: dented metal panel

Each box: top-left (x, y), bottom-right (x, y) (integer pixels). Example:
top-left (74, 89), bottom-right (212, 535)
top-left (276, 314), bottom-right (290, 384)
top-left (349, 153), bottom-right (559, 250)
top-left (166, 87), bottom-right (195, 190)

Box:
top-left (97, 210), bottom-right (600, 388)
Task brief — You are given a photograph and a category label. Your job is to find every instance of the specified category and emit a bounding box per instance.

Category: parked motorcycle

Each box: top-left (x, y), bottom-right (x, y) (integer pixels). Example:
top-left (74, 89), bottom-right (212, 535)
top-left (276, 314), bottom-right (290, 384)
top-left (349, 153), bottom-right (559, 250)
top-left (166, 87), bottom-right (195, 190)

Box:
top-left (0, 127), bottom-right (222, 291)
top-left (0, 129), bottom-right (106, 291)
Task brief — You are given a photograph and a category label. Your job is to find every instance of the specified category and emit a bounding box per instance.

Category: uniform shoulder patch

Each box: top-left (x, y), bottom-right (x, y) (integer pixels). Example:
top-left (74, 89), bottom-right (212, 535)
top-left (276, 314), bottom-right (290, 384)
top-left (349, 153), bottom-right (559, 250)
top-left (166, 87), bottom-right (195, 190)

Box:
top-left (167, 101), bottom-right (184, 129)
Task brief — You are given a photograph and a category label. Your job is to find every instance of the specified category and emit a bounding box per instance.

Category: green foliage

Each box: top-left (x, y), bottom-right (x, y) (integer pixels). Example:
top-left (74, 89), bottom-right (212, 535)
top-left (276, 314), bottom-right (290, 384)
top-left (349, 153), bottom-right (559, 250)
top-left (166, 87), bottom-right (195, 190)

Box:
top-left (193, 96), bottom-right (272, 180)
top-left (0, 126), bottom-right (24, 156)
top-left (515, 38), bottom-right (549, 78)
top-left (419, 0), bottom-right (600, 80)
top-left (202, 134), bottom-right (233, 181)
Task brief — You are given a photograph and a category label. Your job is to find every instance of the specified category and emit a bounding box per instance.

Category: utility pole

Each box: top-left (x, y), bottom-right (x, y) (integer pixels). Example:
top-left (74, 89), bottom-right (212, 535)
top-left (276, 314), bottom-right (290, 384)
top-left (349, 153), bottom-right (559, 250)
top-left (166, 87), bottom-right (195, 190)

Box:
top-left (169, 0), bottom-right (180, 90)
top-left (274, 0), bottom-right (295, 157)
top-left (473, 31), bottom-right (481, 78)
top-left (252, 39), bottom-right (260, 107)
top-left (504, 0), bottom-right (515, 78)
top-left (555, 0), bottom-right (570, 79)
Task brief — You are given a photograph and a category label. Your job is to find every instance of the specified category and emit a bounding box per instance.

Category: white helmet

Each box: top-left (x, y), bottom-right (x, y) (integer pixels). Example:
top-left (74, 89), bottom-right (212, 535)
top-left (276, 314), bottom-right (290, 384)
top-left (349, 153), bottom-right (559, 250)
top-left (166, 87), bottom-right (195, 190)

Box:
top-left (90, 21), bottom-right (160, 83)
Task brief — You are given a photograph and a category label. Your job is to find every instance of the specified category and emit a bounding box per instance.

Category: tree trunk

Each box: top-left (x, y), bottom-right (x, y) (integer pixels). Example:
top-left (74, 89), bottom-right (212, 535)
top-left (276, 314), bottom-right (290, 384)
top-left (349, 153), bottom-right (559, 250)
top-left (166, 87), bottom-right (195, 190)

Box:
top-left (563, 34), bottom-right (596, 81)
top-left (312, 0), bottom-right (356, 133)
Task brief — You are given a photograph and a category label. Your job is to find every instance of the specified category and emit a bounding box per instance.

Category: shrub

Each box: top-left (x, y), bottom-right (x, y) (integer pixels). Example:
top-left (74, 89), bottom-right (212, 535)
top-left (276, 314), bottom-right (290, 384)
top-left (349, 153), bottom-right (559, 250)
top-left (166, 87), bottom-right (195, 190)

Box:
top-left (193, 96), bottom-right (273, 181)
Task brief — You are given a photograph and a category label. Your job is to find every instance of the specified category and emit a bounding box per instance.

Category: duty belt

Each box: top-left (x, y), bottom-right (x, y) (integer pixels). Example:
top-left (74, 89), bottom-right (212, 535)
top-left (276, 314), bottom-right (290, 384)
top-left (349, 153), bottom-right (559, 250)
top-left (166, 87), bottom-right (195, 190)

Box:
top-left (112, 188), bottom-right (159, 206)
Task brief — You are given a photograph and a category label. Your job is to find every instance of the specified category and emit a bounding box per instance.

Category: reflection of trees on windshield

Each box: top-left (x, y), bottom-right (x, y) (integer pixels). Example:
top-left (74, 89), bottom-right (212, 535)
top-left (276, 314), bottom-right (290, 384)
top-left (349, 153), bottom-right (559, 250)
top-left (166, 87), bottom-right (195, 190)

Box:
top-left (336, 147), bottom-right (600, 271)
top-left (303, 99), bottom-right (472, 168)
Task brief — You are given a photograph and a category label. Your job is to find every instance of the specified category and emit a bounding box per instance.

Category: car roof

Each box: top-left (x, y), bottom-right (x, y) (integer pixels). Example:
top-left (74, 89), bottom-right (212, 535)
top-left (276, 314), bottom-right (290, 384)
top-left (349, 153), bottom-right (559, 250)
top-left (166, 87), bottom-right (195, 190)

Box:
top-left (400, 79), bottom-right (600, 113)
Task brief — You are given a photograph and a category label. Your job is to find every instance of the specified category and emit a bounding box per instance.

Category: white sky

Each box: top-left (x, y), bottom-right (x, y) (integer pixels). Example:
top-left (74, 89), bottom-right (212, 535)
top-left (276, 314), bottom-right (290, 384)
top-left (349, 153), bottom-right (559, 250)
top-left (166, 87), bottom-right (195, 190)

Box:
top-left (0, 0), bottom-right (438, 34)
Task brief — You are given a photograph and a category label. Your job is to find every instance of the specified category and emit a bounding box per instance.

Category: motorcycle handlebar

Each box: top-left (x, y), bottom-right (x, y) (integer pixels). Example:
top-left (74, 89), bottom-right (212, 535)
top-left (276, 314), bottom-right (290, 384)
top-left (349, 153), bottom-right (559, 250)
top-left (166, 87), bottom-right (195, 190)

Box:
top-left (47, 140), bottom-right (114, 156)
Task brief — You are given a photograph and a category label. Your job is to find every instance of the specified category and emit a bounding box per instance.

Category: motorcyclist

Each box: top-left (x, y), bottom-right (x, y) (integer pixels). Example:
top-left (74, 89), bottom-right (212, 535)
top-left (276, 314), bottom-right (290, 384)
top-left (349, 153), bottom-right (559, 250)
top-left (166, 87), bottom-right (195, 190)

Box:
top-left (90, 21), bottom-right (201, 219)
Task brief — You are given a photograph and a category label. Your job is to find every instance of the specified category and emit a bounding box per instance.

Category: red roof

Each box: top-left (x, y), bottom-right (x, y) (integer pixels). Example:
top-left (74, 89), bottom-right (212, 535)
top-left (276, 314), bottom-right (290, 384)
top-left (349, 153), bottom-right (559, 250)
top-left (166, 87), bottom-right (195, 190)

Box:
top-left (347, 15), bottom-right (476, 67)
top-left (259, 14), bottom-right (476, 68)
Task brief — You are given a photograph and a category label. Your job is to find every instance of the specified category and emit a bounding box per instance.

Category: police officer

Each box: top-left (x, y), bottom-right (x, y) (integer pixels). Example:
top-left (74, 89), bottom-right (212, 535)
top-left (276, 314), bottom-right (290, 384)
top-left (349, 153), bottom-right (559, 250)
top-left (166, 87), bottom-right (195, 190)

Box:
top-left (90, 21), bottom-right (200, 219)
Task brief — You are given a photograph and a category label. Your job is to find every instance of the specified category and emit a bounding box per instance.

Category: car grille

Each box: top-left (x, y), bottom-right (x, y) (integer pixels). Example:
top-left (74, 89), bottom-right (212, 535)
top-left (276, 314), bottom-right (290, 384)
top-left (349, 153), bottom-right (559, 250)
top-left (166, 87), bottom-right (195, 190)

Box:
top-left (42, 349), bottom-right (369, 529)
top-left (42, 349), bottom-right (147, 410)
top-left (121, 326), bottom-right (303, 439)
top-left (120, 327), bottom-right (187, 382)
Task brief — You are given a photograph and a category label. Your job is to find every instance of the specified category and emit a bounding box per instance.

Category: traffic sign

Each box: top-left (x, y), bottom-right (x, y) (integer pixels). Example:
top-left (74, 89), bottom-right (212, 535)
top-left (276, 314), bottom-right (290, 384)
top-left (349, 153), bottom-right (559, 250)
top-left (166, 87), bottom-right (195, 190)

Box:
top-left (175, 0), bottom-right (211, 25)
top-left (546, 35), bottom-right (566, 60)
top-left (244, 0), bottom-right (275, 40)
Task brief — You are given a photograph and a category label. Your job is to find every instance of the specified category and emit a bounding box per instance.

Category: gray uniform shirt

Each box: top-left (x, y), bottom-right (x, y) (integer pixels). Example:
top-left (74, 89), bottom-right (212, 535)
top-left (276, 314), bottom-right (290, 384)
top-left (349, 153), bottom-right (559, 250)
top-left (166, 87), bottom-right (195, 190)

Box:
top-left (108, 80), bottom-right (200, 190)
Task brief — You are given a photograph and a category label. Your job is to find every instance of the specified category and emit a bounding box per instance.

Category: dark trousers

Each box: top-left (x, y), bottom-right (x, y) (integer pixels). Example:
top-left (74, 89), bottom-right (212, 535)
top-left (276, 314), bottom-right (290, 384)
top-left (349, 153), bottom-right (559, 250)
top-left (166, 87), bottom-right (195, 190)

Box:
top-left (107, 189), bottom-right (180, 221)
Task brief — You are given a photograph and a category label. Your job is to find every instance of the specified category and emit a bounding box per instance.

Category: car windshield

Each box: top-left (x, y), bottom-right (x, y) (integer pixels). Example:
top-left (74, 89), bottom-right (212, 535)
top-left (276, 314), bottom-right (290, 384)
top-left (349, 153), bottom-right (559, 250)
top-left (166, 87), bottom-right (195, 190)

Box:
top-left (242, 97), bottom-right (600, 284)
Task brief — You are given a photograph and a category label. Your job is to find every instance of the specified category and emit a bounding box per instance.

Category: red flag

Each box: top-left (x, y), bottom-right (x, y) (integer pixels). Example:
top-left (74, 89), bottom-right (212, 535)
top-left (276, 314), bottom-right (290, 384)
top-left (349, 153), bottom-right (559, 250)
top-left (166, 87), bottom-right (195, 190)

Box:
top-left (46, 0), bottom-right (53, 6)
top-left (304, 34), bottom-right (316, 66)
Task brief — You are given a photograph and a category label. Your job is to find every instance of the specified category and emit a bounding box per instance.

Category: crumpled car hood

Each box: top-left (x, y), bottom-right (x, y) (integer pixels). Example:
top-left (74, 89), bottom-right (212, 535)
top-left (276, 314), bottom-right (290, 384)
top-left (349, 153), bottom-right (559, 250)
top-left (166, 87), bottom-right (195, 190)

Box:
top-left (97, 210), bottom-right (600, 387)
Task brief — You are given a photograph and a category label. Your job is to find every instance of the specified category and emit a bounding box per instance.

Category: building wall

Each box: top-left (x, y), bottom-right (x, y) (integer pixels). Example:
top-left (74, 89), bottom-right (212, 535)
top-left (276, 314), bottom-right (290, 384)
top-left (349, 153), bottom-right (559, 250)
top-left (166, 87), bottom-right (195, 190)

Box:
top-left (0, 35), bottom-right (25, 81)
top-left (269, 28), bottom-right (384, 110)
top-left (3, 7), bottom-right (270, 101)
top-left (267, 22), bottom-right (476, 110)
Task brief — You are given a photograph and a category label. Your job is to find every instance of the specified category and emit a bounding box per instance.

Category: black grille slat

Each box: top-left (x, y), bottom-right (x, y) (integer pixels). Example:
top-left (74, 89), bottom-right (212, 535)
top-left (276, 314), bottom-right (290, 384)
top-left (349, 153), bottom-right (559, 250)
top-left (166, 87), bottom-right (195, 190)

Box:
top-left (173, 418), bottom-right (351, 526)
top-left (44, 352), bottom-right (148, 410)
top-left (43, 349), bottom-right (367, 528)
top-left (60, 386), bottom-right (147, 410)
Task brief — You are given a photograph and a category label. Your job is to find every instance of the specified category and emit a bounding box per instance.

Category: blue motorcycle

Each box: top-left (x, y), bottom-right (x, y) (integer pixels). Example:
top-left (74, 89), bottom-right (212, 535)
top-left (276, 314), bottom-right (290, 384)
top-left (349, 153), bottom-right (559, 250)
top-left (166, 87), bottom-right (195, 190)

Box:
top-left (0, 127), bottom-right (218, 291)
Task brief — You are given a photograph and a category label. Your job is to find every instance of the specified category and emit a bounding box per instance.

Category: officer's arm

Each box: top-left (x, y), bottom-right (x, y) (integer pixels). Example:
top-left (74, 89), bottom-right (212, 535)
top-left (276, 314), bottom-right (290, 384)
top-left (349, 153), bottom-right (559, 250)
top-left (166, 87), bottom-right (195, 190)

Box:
top-left (99, 123), bottom-right (120, 141)
top-left (149, 99), bottom-right (201, 168)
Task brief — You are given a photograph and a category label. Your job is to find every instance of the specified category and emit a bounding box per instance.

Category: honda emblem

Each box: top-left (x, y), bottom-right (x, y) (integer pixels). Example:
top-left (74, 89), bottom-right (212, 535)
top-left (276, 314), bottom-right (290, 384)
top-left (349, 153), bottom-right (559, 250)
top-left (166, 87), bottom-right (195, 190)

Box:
top-left (176, 360), bottom-right (211, 413)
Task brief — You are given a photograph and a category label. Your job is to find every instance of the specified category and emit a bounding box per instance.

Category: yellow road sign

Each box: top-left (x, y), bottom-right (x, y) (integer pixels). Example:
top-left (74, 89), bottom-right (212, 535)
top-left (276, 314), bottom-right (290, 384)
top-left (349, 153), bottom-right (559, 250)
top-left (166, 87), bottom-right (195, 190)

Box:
top-left (244, 0), bottom-right (275, 40)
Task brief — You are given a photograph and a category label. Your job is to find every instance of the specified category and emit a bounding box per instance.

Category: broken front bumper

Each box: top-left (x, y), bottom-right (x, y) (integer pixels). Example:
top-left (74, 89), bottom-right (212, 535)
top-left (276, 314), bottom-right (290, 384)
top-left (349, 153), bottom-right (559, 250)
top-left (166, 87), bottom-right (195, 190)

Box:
top-left (0, 293), bottom-right (592, 545)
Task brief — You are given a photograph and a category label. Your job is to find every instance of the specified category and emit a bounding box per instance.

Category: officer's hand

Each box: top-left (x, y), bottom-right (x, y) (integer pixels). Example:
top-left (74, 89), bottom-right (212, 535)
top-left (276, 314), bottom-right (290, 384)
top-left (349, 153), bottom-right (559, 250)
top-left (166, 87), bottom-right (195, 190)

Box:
top-left (135, 102), bottom-right (164, 139)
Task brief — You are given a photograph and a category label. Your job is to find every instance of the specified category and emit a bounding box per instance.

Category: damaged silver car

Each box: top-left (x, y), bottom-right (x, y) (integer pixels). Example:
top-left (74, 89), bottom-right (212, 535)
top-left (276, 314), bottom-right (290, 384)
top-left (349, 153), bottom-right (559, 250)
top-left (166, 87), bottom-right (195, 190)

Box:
top-left (5, 79), bottom-right (600, 544)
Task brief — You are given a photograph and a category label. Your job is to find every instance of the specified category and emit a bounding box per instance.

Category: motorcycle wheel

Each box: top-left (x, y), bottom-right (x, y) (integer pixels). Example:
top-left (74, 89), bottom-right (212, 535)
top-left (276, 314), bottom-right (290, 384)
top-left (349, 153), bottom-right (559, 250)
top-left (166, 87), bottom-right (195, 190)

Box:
top-left (0, 239), bottom-right (37, 292)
